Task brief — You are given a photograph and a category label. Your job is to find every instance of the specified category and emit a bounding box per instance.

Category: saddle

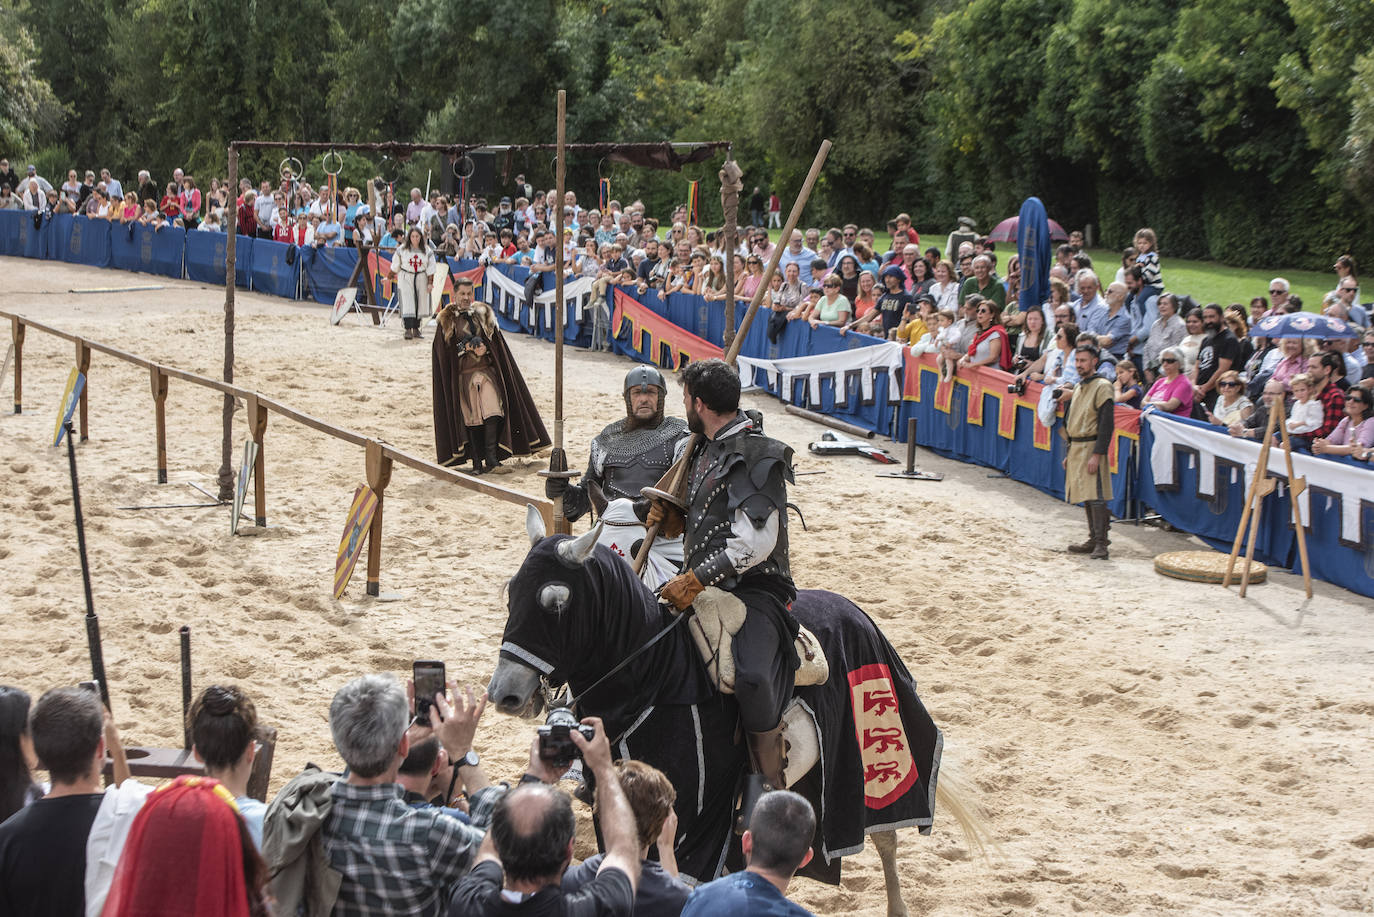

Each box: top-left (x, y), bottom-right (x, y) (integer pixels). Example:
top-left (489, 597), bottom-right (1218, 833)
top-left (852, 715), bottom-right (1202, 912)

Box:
top-left (688, 587), bottom-right (829, 691)
top-left (689, 587), bottom-right (826, 788)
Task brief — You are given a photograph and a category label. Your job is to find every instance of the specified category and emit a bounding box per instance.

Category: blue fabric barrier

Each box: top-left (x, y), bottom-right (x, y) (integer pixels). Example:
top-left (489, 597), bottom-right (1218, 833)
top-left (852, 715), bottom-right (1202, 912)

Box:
top-left (300, 245), bottom-right (356, 304)
top-left (250, 239), bottom-right (300, 299)
top-left (897, 365), bottom-right (1134, 518)
top-left (1137, 412), bottom-right (1374, 598)
top-left (184, 231), bottom-right (252, 287)
top-left (62, 216), bottom-right (111, 268)
top-left (16, 210), bottom-right (47, 260)
top-left (110, 222), bottom-right (185, 278)
top-left (45, 213), bottom-right (74, 261)
top-left (0, 209), bottom-right (21, 255)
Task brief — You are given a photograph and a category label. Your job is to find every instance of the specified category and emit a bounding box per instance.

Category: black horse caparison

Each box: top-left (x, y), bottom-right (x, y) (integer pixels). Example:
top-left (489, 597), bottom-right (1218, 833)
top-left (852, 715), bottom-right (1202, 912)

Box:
top-left (488, 512), bottom-right (944, 915)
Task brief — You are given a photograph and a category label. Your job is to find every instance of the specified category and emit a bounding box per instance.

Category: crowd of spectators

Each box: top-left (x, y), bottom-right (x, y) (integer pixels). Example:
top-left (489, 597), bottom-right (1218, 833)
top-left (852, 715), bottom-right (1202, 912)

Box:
top-left (3, 156), bottom-right (1370, 457)
top-left (0, 673), bottom-right (823, 916)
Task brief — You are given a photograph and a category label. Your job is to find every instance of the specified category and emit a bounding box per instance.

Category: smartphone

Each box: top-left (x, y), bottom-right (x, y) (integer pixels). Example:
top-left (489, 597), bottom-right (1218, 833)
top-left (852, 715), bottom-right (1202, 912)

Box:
top-left (413, 661), bottom-right (446, 722)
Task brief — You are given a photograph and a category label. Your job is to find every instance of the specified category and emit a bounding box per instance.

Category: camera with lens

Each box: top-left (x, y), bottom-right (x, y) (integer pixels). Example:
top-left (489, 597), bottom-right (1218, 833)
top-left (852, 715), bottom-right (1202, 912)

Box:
top-left (1050, 386), bottom-right (1065, 400)
top-left (373, 178), bottom-right (387, 192)
top-left (537, 707), bottom-right (595, 767)
top-left (1007, 377), bottom-right (1027, 395)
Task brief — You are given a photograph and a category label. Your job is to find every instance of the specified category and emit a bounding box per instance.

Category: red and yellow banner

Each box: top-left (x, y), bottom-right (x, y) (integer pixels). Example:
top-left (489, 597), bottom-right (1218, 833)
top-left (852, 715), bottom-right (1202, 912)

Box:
top-left (848, 663), bottom-right (919, 809)
top-left (334, 484), bottom-right (378, 599)
top-left (611, 289), bottom-right (723, 369)
top-left (901, 351), bottom-right (1138, 471)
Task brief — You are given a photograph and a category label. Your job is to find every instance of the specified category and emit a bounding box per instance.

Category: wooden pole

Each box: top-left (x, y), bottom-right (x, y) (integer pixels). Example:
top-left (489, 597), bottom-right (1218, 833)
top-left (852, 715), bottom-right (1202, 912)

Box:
top-left (364, 439), bottom-right (392, 597)
top-left (544, 88), bottom-right (576, 536)
top-left (245, 393), bottom-right (269, 527)
top-left (721, 154), bottom-right (741, 348)
top-left (1223, 403), bottom-right (1278, 589)
top-left (150, 366), bottom-right (168, 483)
top-left (218, 145), bottom-right (239, 502)
top-left (1274, 409), bottom-right (1313, 598)
top-left (9, 317), bottom-right (21, 413)
top-left (633, 140), bottom-right (832, 574)
top-left (74, 338), bottom-right (91, 441)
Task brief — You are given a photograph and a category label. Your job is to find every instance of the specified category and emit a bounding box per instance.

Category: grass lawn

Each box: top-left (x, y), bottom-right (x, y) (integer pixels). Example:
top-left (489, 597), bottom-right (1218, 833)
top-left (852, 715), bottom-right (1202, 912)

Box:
top-left (745, 226), bottom-right (1339, 314)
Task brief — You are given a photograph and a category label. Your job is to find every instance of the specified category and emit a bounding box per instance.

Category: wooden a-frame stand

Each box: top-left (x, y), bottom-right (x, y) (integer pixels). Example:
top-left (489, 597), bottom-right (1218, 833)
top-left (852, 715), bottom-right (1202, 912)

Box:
top-left (1223, 401), bottom-right (1313, 598)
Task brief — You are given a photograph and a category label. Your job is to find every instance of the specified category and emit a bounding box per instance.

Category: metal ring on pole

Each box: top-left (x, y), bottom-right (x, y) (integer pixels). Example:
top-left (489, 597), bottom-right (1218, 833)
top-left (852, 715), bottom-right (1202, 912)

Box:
top-left (321, 150), bottom-right (344, 176)
top-left (452, 155), bottom-right (475, 179)
top-left (377, 155), bottom-right (402, 184)
top-left (279, 157), bottom-right (303, 182)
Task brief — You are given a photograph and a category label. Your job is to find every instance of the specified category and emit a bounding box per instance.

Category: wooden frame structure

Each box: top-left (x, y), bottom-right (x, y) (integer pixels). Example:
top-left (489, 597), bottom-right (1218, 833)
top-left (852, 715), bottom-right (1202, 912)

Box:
top-left (3, 309), bottom-right (553, 596)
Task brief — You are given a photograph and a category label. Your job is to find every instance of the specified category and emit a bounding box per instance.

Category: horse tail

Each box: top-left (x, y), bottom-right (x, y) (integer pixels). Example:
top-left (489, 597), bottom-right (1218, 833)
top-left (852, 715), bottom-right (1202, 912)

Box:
top-left (935, 769), bottom-right (997, 862)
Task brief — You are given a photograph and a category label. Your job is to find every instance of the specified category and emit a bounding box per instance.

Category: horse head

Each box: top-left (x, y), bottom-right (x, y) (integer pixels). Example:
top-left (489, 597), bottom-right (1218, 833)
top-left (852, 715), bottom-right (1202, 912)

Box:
top-left (488, 506), bottom-right (645, 717)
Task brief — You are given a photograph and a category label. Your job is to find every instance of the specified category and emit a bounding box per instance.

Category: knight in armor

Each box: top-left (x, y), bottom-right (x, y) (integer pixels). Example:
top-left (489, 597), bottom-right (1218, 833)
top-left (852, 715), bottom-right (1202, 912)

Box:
top-left (648, 359), bottom-right (799, 792)
top-left (433, 277), bottom-right (550, 473)
top-left (550, 366), bottom-right (689, 519)
top-left (546, 366), bottom-right (689, 586)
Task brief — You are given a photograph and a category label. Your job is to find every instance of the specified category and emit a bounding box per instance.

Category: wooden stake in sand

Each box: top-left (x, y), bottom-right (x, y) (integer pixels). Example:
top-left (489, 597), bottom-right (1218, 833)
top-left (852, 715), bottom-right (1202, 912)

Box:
top-left (64, 420), bottom-right (111, 709)
top-left (540, 88), bottom-right (580, 535)
top-left (633, 140), bottom-right (833, 575)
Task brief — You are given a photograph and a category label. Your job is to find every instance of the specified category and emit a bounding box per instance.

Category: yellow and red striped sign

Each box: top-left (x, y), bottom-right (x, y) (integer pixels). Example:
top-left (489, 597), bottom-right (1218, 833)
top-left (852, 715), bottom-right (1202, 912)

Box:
top-left (333, 484), bottom-right (378, 599)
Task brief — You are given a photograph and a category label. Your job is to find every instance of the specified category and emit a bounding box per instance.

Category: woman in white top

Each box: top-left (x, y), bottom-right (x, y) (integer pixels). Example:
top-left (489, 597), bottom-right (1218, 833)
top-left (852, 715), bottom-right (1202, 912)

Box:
top-left (389, 228), bottom-right (435, 341)
top-left (929, 258), bottom-right (960, 312)
top-left (1177, 308), bottom-right (1206, 374)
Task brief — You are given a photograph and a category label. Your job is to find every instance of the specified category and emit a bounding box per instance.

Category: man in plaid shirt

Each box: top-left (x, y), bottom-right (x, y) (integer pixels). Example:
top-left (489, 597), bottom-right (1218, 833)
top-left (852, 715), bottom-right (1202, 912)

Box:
top-left (323, 674), bottom-right (493, 917)
top-left (1311, 352), bottom-right (1348, 440)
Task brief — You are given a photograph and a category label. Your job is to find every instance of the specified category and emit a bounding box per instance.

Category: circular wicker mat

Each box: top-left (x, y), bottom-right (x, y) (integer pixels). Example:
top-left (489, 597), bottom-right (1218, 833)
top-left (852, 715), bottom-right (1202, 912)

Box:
top-left (1154, 550), bottom-right (1267, 585)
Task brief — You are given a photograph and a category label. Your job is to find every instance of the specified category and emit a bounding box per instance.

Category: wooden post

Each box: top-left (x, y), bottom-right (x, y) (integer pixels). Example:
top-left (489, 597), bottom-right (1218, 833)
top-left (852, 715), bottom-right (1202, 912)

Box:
top-left (364, 439), bottom-right (392, 597)
top-left (1224, 403), bottom-right (1279, 589)
top-left (721, 154), bottom-right (741, 348)
top-left (149, 365), bottom-right (168, 483)
top-left (633, 140), bottom-right (833, 574)
top-left (74, 338), bottom-right (91, 442)
top-left (218, 145), bottom-right (238, 502)
top-left (542, 88), bottom-right (577, 536)
top-left (1274, 410), bottom-right (1313, 598)
top-left (11, 316), bottom-right (24, 413)
top-left (244, 393), bottom-right (269, 527)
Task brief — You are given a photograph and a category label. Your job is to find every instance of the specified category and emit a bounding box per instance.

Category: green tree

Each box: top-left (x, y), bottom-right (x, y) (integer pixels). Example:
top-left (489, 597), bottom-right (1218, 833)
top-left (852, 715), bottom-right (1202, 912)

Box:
top-left (0, 10), bottom-right (66, 153)
top-left (20, 0), bottom-right (117, 166)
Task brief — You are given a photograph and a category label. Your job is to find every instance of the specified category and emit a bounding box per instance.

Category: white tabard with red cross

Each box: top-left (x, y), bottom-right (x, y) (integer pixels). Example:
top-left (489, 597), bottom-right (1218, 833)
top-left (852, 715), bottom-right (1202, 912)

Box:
top-left (847, 662), bottom-right (919, 809)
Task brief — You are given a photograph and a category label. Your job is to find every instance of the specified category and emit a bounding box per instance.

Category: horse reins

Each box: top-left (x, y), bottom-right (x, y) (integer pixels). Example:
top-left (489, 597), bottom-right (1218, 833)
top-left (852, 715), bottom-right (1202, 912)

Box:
top-left (565, 602), bottom-right (694, 741)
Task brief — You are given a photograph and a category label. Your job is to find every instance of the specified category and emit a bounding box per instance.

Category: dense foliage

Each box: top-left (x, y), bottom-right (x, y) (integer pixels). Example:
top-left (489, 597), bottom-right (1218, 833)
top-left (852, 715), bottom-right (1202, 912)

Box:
top-left (10, 0), bottom-right (1372, 268)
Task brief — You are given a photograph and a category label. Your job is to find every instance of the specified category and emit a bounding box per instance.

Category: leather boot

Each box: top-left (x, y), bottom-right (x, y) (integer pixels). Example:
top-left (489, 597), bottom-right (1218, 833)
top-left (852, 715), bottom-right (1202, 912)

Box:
top-left (465, 425), bottom-right (485, 474)
top-left (1067, 504), bottom-right (1096, 554)
top-left (747, 722), bottom-right (789, 793)
top-left (1090, 502), bottom-right (1111, 560)
top-left (483, 416), bottom-right (508, 473)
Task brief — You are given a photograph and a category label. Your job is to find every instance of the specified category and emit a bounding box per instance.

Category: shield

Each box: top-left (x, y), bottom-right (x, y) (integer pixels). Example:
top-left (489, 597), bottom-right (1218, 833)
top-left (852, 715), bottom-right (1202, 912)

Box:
top-left (1251, 312), bottom-right (1360, 341)
top-left (231, 439), bottom-right (259, 535)
top-left (333, 484), bottom-right (378, 599)
top-left (330, 287), bottom-right (358, 325)
top-left (847, 662), bottom-right (921, 809)
top-left (988, 215), bottom-right (1068, 244)
top-left (1016, 197), bottom-right (1052, 313)
top-left (52, 368), bottom-right (86, 447)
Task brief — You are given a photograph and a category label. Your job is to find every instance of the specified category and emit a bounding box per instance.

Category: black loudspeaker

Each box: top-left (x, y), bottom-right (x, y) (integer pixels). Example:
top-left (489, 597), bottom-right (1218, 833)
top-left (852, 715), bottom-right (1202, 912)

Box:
top-left (439, 152), bottom-right (498, 199)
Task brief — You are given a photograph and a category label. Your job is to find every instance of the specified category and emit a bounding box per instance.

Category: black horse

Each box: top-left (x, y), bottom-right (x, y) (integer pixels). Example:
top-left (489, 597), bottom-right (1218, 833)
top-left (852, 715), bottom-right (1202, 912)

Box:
top-left (488, 512), bottom-right (946, 916)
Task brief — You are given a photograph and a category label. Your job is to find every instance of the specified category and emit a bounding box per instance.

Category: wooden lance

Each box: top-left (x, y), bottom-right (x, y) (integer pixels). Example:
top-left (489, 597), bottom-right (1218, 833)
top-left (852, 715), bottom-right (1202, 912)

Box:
top-left (632, 140), bottom-right (833, 574)
top-left (541, 89), bottom-right (579, 534)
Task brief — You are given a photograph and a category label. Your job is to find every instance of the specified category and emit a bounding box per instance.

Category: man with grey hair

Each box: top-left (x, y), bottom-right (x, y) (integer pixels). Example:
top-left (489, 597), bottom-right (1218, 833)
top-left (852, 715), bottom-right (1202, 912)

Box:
top-left (1074, 270), bottom-right (1107, 335)
top-left (1266, 278), bottom-right (1290, 315)
top-left (322, 674), bottom-right (491, 916)
top-left (959, 253), bottom-right (1005, 310)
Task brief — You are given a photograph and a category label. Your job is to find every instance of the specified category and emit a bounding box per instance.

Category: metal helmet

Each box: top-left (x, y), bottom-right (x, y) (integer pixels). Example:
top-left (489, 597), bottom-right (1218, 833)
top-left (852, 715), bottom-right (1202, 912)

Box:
top-left (623, 365), bottom-right (667, 430)
top-left (624, 365), bottom-right (667, 395)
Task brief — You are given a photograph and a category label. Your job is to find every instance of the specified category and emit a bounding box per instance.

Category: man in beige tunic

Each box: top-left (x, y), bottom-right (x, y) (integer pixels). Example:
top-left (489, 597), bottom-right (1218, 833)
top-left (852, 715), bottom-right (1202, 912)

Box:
top-left (1060, 342), bottom-right (1115, 559)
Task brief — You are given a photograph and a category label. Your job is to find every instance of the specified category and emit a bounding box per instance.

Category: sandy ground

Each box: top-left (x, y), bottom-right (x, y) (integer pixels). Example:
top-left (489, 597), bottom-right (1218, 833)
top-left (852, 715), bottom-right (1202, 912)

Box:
top-left (1, 256), bottom-right (1371, 916)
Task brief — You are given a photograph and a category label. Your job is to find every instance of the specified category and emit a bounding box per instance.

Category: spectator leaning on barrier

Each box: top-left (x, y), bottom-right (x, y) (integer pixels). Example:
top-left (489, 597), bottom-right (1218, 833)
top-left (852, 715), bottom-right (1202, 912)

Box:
top-left (448, 714), bottom-right (639, 917)
top-left (681, 791), bottom-right (817, 917)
